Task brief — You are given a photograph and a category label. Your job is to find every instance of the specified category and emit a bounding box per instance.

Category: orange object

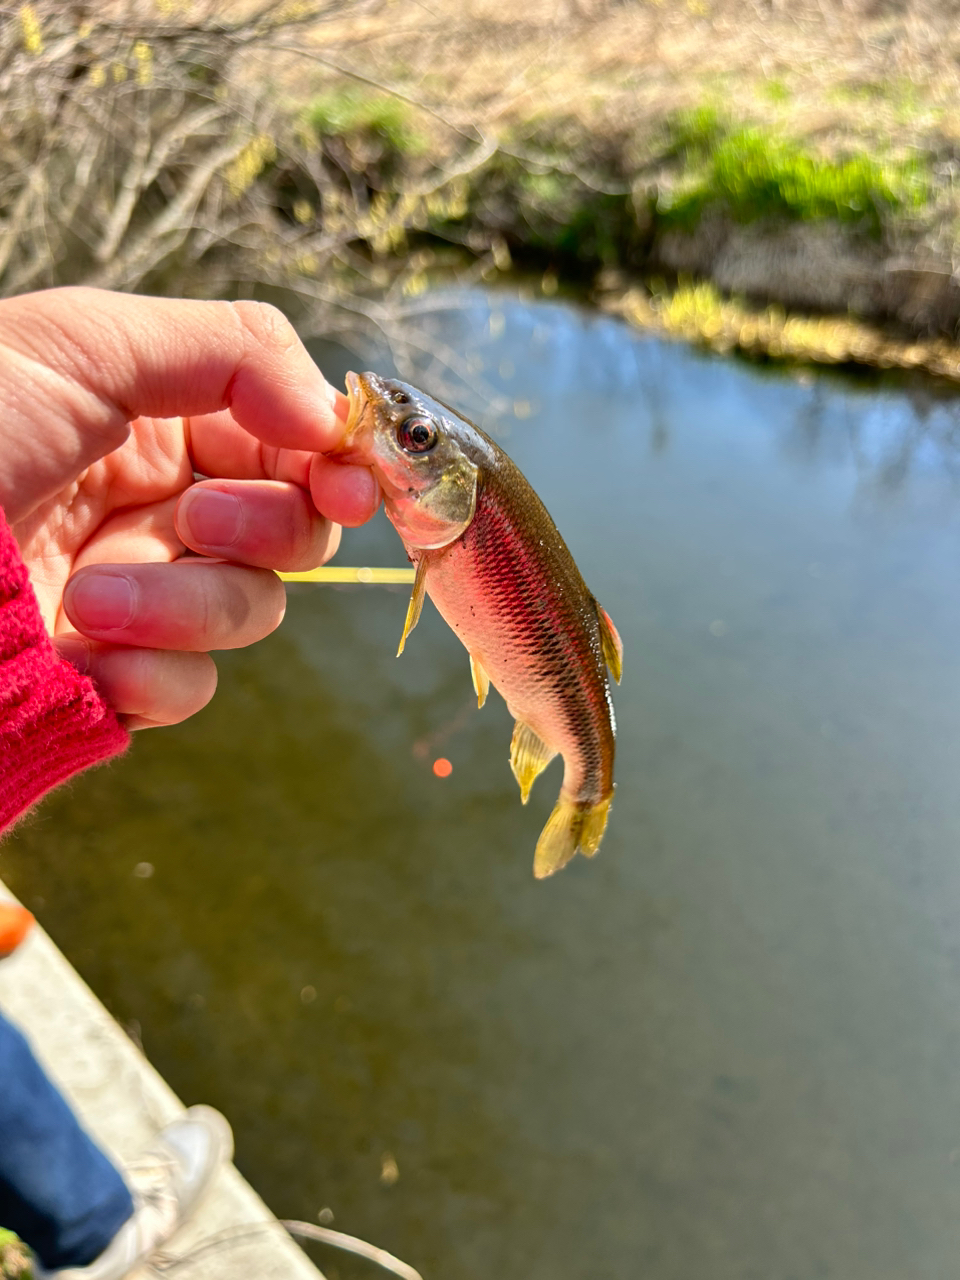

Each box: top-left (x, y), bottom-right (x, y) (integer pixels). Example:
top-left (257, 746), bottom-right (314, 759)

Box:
top-left (0, 904), bottom-right (34, 958)
top-left (432, 757), bottom-right (453, 778)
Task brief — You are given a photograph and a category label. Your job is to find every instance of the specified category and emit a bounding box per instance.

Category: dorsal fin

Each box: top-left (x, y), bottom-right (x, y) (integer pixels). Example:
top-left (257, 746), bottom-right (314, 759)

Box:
top-left (596, 602), bottom-right (623, 684)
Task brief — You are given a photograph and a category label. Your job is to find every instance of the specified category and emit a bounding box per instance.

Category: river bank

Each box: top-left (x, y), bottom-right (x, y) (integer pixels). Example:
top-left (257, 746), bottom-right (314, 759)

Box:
top-left (264, 0), bottom-right (960, 380)
top-left (5, 2), bottom-right (960, 379)
top-left (299, 0), bottom-right (960, 377)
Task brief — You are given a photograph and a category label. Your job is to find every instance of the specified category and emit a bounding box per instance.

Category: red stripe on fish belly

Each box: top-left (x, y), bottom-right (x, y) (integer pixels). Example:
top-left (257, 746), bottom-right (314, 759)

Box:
top-left (422, 471), bottom-right (615, 806)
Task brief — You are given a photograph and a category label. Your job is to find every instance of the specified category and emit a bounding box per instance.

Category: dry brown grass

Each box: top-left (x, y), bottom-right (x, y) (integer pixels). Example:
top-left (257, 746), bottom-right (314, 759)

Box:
top-left (250, 0), bottom-right (960, 269)
top-left (284, 0), bottom-right (960, 153)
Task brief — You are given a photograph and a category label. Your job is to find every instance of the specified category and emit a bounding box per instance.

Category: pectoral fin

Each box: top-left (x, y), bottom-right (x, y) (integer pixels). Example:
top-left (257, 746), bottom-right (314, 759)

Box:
top-left (469, 653), bottom-right (490, 708)
top-left (510, 721), bottom-right (556, 804)
top-left (397, 557), bottom-right (428, 657)
top-left (596, 602), bottom-right (623, 684)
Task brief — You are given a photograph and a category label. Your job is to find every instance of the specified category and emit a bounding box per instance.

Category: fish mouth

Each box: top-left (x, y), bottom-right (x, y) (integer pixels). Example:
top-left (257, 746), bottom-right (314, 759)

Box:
top-left (326, 370), bottom-right (383, 462)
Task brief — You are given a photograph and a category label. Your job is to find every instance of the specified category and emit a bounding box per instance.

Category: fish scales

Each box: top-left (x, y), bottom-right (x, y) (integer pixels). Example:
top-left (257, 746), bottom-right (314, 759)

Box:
top-left (331, 371), bottom-right (622, 877)
top-left (423, 466), bottom-right (614, 808)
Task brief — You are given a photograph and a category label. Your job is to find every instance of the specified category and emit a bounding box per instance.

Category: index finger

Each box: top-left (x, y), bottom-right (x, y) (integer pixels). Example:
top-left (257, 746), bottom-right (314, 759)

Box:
top-left (184, 408), bottom-right (381, 528)
top-left (0, 288), bottom-right (349, 518)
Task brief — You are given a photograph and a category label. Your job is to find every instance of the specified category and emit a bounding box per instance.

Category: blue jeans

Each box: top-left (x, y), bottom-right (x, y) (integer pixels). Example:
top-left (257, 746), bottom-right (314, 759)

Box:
top-left (0, 1012), bottom-right (134, 1270)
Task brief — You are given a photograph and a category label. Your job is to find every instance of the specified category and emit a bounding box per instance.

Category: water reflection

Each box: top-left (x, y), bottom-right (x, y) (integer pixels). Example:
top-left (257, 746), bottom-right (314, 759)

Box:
top-left (7, 292), bottom-right (960, 1279)
top-left (389, 289), bottom-right (960, 509)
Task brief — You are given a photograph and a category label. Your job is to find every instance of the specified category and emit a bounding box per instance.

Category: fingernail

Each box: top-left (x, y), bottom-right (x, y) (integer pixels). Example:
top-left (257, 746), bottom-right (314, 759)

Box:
top-left (179, 488), bottom-right (243, 548)
top-left (66, 573), bottom-right (136, 631)
top-left (56, 635), bottom-right (92, 674)
top-left (331, 388), bottom-right (350, 423)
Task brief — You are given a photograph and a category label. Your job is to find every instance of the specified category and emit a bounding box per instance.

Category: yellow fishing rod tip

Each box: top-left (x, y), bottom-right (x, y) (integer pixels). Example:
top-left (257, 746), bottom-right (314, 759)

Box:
top-left (277, 566), bottom-right (417, 584)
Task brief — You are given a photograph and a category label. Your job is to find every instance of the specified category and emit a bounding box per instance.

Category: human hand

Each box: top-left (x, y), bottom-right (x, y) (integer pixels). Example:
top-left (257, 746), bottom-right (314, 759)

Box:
top-left (1, 288), bottom-right (380, 730)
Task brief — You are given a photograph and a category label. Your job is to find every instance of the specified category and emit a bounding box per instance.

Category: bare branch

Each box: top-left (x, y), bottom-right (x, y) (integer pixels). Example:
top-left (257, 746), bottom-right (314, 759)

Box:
top-left (89, 133), bottom-right (251, 290)
top-left (96, 104), bottom-right (227, 263)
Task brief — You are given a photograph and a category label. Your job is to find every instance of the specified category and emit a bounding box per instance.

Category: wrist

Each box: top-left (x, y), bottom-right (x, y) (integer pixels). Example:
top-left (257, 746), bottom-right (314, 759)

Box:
top-left (0, 505), bottom-right (128, 834)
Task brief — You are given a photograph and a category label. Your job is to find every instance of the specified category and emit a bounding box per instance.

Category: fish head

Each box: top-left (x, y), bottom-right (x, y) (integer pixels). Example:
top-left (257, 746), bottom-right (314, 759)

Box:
top-left (333, 371), bottom-right (485, 550)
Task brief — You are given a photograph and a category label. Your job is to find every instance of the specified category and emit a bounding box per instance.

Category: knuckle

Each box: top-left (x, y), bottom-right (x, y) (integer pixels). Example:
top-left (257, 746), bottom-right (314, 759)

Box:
top-left (227, 300), bottom-right (299, 357)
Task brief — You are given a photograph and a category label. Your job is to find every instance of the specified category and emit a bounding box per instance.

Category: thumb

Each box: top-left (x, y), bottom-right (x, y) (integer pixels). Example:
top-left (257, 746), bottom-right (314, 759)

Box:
top-left (0, 288), bottom-right (348, 522)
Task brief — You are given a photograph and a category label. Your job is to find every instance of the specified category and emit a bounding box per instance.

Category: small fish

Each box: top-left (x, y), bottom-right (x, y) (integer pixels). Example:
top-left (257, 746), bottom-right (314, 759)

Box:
top-left (330, 372), bottom-right (622, 878)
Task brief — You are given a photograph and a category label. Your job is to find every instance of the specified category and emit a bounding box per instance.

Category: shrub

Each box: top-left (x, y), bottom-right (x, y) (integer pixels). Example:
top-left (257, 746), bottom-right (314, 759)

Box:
top-left (304, 88), bottom-right (426, 155)
top-left (660, 112), bottom-right (927, 235)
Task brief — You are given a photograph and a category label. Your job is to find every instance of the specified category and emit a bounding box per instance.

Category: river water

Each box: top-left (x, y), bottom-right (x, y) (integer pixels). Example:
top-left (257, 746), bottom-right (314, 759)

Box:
top-left (7, 291), bottom-right (960, 1279)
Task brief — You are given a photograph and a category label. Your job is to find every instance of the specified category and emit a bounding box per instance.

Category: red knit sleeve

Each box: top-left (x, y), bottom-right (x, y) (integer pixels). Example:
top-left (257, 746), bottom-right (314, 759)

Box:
top-left (0, 507), bottom-right (128, 834)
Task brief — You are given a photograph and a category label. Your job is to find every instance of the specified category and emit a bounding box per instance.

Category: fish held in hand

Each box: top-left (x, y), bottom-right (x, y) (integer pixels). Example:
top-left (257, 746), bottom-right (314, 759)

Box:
top-left (332, 371), bottom-right (622, 878)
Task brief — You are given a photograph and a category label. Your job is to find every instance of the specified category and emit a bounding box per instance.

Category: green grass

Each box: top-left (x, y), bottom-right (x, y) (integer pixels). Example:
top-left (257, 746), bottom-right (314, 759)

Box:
top-left (0, 1229), bottom-right (32, 1279)
top-left (761, 77), bottom-right (791, 104)
top-left (660, 110), bottom-right (927, 234)
top-left (303, 88), bottom-right (427, 154)
top-left (665, 105), bottom-right (727, 158)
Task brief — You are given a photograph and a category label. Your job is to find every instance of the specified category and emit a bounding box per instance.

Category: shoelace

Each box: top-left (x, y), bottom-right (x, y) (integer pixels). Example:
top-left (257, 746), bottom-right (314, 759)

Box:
top-left (124, 1151), bottom-right (181, 1254)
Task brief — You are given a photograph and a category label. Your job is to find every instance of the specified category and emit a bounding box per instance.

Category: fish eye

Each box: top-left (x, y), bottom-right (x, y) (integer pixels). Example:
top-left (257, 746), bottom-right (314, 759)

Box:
top-left (398, 416), bottom-right (438, 453)
top-left (390, 390), bottom-right (410, 405)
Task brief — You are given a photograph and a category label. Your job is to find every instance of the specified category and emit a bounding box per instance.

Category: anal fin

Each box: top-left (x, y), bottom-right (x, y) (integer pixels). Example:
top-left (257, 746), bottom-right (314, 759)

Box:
top-left (470, 653), bottom-right (490, 708)
top-left (596, 602), bottom-right (623, 684)
top-left (397, 557), bottom-right (428, 657)
top-left (510, 721), bottom-right (556, 804)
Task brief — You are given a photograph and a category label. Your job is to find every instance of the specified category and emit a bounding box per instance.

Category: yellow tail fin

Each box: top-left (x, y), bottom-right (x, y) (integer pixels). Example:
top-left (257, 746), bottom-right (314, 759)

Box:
top-left (533, 792), bottom-right (614, 879)
top-left (579, 793), bottom-right (613, 857)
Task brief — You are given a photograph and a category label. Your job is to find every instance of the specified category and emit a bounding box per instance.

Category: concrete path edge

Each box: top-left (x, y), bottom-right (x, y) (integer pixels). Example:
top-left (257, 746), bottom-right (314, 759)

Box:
top-left (0, 879), bottom-right (325, 1280)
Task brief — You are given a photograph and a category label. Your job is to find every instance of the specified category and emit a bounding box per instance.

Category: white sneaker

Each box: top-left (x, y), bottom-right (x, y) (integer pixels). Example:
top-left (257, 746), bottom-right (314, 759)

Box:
top-left (39, 1105), bottom-right (233, 1279)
